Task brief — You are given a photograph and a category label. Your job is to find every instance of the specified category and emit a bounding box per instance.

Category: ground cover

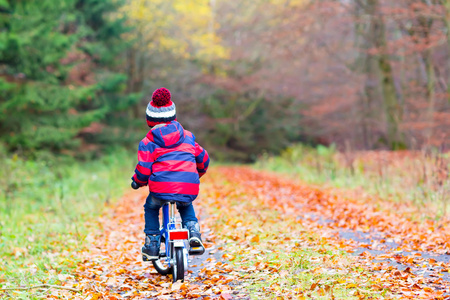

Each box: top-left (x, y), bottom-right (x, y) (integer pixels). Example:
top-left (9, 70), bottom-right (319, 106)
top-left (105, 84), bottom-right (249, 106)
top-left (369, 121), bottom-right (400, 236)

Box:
top-left (0, 149), bottom-right (135, 299)
top-left (9, 167), bottom-right (390, 300)
top-left (256, 145), bottom-right (450, 219)
top-left (2, 165), bottom-right (448, 299)
top-left (32, 188), bottom-right (241, 299)
top-left (201, 168), bottom-right (383, 299)
top-left (230, 166), bottom-right (450, 298)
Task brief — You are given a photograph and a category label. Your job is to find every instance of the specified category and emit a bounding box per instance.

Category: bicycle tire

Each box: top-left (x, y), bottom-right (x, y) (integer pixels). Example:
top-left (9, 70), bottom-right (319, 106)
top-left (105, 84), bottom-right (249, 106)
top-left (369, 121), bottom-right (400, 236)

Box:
top-left (172, 247), bottom-right (185, 282)
top-left (152, 259), bottom-right (172, 275)
top-left (152, 240), bottom-right (172, 275)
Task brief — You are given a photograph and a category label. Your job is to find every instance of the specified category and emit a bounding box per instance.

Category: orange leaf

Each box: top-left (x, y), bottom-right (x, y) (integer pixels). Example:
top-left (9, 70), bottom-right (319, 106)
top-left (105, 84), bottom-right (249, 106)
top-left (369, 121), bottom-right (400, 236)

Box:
top-left (250, 235), bottom-right (260, 243)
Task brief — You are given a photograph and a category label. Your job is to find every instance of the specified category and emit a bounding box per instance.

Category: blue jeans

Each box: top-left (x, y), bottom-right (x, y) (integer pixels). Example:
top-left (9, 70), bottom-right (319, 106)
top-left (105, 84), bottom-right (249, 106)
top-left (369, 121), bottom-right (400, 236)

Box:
top-left (143, 194), bottom-right (198, 235)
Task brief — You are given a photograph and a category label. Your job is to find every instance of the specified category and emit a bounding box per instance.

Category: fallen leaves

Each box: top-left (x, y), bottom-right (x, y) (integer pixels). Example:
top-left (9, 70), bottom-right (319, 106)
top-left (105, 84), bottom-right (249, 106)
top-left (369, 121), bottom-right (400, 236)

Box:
top-left (196, 169), bottom-right (386, 299)
top-left (200, 167), bottom-right (450, 299)
top-left (11, 166), bottom-right (449, 299)
top-left (35, 186), bottom-right (244, 299)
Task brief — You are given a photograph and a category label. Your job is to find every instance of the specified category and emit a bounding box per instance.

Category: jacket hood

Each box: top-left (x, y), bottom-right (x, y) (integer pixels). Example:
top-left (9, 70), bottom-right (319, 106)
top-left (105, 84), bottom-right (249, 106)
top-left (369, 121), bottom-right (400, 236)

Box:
top-left (146, 121), bottom-right (185, 148)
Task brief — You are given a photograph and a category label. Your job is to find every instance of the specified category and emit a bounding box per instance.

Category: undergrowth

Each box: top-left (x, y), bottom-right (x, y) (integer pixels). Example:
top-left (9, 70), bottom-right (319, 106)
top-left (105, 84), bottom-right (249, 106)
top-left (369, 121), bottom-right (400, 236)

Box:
top-left (255, 145), bottom-right (450, 219)
top-left (0, 146), bottom-right (135, 298)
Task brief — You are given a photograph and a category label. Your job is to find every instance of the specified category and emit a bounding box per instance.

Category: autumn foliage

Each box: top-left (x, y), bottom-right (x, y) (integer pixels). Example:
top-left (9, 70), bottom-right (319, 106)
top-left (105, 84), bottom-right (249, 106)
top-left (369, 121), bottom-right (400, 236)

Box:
top-left (1, 0), bottom-right (449, 158)
top-left (13, 166), bottom-right (446, 299)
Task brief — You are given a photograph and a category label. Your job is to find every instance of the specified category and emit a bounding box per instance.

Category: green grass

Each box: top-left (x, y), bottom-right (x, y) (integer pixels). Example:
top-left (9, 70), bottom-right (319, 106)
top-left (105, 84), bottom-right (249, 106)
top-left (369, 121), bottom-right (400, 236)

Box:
top-left (223, 210), bottom-right (381, 299)
top-left (0, 147), bottom-right (135, 299)
top-left (202, 174), bottom-right (382, 299)
top-left (255, 144), bottom-right (450, 219)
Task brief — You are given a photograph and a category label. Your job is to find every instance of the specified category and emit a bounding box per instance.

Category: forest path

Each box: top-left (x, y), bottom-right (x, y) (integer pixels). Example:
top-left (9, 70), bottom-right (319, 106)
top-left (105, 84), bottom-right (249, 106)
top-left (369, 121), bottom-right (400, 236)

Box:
top-left (207, 167), bottom-right (450, 299)
top-left (59, 187), bottom-right (242, 299)
top-left (57, 166), bottom-right (449, 299)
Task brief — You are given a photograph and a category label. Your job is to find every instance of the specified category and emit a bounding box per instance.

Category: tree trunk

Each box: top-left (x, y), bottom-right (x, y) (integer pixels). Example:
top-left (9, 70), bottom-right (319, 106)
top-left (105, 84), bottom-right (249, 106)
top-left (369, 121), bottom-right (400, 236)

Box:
top-left (417, 4), bottom-right (436, 147)
top-left (126, 48), bottom-right (136, 94)
top-left (367, 0), bottom-right (404, 149)
top-left (126, 47), bottom-right (143, 119)
top-left (354, 0), bottom-right (382, 149)
top-left (443, 0), bottom-right (450, 101)
top-left (423, 48), bottom-right (436, 146)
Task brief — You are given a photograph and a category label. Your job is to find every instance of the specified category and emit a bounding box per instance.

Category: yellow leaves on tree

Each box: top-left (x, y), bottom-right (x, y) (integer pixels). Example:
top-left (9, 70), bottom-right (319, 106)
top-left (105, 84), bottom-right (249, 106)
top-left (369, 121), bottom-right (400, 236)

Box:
top-left (268, 0), bottom-right (309, 7)
top-left (120, 0), bottom-right (229, 61)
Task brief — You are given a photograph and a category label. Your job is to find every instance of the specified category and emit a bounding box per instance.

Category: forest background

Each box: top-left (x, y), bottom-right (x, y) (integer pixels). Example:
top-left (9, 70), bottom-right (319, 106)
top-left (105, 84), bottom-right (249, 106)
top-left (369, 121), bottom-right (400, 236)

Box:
top-left (0, 0), bottom-right (449, 294)
top-left (1, 0), bottom-right (449, 161)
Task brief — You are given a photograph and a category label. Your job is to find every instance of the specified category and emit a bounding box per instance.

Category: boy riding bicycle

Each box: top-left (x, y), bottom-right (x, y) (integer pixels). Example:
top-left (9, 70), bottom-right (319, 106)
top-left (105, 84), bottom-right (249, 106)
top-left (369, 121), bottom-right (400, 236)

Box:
top-left (131, 87), bottom-right (210, 261)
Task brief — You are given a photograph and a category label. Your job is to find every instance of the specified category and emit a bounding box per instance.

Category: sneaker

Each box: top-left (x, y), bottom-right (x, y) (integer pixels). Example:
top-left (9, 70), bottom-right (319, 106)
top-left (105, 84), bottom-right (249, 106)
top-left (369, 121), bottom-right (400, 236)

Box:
top-left (142, 234), bottom-right (160, 261)
top-left (185, 221), bottom-right (205, 255)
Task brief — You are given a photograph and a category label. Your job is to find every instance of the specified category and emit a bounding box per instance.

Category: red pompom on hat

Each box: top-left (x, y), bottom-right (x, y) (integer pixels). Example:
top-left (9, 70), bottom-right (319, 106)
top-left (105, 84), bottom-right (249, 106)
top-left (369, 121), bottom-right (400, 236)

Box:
top-left (146, 87), bottom-right (177, 127)
top-left (152, 87), bottom-right (172, 107)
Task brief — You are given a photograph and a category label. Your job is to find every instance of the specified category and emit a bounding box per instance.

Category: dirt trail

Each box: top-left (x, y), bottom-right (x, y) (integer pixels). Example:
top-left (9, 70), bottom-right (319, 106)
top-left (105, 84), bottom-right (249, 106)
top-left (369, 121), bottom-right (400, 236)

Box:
top-left (56, 188), bottom-right (243, 299)
top-left (211, 167), bottom-right (450, 298)
top-left (54, 166), bottom-right (449, 299)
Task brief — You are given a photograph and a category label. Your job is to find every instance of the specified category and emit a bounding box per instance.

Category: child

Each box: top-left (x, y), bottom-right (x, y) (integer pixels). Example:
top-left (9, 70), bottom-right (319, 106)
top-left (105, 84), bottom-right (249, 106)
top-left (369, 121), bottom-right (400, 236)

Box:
top-left (131, 87), bottom-right (210, 261)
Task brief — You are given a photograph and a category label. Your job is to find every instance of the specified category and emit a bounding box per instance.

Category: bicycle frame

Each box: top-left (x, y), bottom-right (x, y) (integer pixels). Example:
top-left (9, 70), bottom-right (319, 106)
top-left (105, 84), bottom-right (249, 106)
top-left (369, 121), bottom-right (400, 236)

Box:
top-left (161, 203), bottom-right (173, 265)
top-left (160, 202), bottom-right (189, 269)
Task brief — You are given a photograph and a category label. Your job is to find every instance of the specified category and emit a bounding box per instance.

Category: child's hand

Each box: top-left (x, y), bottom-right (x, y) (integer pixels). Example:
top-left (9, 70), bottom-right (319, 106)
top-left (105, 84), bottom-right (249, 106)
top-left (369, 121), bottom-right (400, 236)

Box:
top-left (131, 181), bottom-right (140, 190)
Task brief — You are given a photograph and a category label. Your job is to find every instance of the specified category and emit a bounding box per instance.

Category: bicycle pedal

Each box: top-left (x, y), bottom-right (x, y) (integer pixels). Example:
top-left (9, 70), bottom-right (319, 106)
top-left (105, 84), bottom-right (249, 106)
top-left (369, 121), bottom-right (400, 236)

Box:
top-left (189, 246), bottom-right (205, 256)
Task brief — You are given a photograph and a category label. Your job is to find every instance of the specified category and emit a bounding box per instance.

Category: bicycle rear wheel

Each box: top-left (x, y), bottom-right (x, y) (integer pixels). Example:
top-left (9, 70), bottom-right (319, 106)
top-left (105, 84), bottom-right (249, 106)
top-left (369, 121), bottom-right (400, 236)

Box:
top-left (172, 247), bottom-right (185, 282)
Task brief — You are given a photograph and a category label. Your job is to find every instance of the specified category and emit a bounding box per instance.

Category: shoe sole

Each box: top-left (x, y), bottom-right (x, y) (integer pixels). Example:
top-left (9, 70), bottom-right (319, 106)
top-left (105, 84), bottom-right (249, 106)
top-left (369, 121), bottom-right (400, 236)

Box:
top-left (188, 237), bottom-right (205, 255)
top-left (142, 252), bottom-right (158, 261)
top-left (189, 237), bottom-right (203, 247)
top-left (189, 246), bottom-right (205, 255)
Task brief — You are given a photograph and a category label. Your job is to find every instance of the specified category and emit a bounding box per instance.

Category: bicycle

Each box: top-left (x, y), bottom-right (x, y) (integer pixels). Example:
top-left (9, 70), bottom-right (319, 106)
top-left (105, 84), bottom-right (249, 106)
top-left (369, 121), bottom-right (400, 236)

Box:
top-left (132, 182), bottom-right (202, 282)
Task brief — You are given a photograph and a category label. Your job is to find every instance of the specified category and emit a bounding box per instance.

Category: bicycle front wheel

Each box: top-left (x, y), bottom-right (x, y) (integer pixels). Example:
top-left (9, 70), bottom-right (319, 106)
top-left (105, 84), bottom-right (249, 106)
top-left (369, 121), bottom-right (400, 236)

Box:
top-left (172, 247), bottom-right (185, 282)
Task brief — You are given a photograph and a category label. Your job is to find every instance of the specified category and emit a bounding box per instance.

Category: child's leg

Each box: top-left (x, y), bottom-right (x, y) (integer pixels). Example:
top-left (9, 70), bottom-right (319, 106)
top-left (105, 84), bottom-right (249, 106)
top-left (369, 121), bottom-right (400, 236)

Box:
top-left (176, 202), bottom-right (198, 226)
top-left (143, 194), bottom-right (164, 235)
top-left (142, 195), bottom-right (164, 261)
top-left (177, 202), bottom-right (205, 254)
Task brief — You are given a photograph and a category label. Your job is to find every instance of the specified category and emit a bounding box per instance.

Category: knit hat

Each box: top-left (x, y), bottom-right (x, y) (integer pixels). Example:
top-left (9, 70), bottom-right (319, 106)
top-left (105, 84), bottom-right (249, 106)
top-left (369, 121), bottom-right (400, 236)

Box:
top-left (146, 87), bottom-right (177, 127)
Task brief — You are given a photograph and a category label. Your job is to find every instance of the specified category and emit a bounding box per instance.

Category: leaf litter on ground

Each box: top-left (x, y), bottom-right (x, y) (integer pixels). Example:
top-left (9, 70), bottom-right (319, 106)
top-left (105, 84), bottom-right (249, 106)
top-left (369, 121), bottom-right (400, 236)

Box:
top-left (203, 167), bottom-right (449, 299)
top-left (42, 186), bottom-right (244, 299)
top-left (4, 166), bottom-right (449, 299)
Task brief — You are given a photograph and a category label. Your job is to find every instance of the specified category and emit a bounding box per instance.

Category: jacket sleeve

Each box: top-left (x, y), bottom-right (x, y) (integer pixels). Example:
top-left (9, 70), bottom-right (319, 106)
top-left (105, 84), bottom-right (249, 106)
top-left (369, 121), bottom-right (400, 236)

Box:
top-left (132, 140), bottom-right (154, 186)
top-left (194, 142), bottom-right (210, 178)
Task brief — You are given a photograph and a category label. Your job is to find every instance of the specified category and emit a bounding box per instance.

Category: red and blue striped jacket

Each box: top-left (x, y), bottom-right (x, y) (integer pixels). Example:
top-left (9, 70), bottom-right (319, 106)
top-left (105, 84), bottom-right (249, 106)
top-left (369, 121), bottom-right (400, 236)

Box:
top-left (132, 121), bottom-right (210, 202)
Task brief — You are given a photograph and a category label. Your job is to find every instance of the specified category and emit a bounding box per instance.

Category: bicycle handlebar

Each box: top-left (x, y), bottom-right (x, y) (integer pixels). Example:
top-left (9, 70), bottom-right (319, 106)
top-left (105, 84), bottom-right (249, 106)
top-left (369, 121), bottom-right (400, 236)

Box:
top-left (131, 181), bottom-right (140, 190)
